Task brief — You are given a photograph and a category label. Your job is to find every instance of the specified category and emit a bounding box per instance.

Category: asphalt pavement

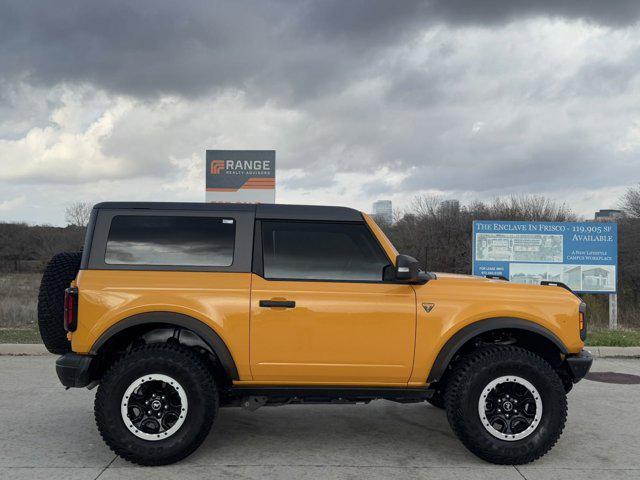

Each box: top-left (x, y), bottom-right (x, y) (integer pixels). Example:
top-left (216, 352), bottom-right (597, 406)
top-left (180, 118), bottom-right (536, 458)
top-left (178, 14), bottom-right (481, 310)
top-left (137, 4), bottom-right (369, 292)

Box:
top-left (0, 356), bottom-right (638, 480)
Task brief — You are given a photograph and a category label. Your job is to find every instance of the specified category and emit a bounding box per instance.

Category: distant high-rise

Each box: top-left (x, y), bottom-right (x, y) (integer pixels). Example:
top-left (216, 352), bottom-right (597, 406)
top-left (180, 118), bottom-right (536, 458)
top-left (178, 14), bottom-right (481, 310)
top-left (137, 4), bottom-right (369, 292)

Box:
top-left (594, 209), bottom-right (623, 221)
top-left (372, 200), bottom-right (393, 225)
top-left (439, 199), bottom-right (460, 214)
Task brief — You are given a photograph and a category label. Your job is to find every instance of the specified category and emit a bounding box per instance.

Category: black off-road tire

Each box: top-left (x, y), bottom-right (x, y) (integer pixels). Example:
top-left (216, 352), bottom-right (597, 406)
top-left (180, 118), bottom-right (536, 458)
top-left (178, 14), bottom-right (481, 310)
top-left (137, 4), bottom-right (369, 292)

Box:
top-left (426, 394), bottom-right (445, 409)
top-left (95, 343), bottom-right (218, 466)
top-left (426, 386), bottom-right (446, 409)
top-left (37, 251), bottom-right (82, 354)
top-left (444, 346), bottom-right (567, 465)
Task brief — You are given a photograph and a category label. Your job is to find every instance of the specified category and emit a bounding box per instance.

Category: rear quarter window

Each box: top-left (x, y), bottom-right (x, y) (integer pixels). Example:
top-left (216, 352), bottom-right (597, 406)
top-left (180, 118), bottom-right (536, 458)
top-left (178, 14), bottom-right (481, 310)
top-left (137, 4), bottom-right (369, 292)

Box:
top-left (105, 215), bottom-right (235, 267)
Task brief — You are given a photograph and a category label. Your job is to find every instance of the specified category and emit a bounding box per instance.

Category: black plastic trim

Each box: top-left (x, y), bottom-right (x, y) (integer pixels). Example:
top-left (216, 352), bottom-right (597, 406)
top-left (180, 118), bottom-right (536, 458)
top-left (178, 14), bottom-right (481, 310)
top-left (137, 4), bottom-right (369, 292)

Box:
top-left (252, 219), bottom-right (264, 276)
top-left (259, 300), bottom-right (296, 308)
top-left (56, 353), bottom-right (94, 388)
top-left (256, 203), bottom-right (362, 222)
top-left (485, 275), bottom-right (508, 281)
top-left (426, 317), bottom-right (569, 383)
top-left (566, 349), bottom-right (593, 382)
top-left (229, 386), bottom-right (433, 401)
top-left (540, 280), bottom-right (574, 293)
top-left (79, 208), bottom-right (98, 270)
top-left (90, 312), bottom-right (239, 380)
top-left (92, 202), bottom-right (363, 222)
top-left (94, 202), bottom-right (256, 212)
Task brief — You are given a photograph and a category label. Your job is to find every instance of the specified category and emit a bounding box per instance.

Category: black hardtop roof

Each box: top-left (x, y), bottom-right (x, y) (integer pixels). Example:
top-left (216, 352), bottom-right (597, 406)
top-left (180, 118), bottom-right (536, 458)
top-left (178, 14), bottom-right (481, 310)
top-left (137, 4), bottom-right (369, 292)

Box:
top-left (93, 202), bottom-right (363, 222)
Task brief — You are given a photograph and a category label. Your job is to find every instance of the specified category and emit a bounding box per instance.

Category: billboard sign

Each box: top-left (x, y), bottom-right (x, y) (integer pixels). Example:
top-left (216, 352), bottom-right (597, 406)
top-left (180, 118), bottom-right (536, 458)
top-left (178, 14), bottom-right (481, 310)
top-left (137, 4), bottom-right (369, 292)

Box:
top-left (205, 150), bottom-right (275, 203)
top-left (472, 221), bottom-right (617, 293)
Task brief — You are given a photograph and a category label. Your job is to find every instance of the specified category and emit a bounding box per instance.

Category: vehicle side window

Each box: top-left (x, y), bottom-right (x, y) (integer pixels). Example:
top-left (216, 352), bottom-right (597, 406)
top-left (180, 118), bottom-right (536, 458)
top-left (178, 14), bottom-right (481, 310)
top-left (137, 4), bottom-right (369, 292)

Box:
top-left (261, 221), bottom-right (390, 282)
top-left (105, 215), bottom-right (235, 267)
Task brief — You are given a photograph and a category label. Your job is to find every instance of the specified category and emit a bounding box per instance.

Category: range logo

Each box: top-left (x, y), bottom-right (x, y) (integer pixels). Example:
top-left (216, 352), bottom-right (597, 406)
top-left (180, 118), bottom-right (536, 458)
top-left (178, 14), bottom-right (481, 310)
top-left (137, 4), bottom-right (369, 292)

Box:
top-left (210, 159), bottom-right (272, 175)
top-left (205, 150), bottom-right (275, 203)
top-left (210, 160), bottom-right (225, 175)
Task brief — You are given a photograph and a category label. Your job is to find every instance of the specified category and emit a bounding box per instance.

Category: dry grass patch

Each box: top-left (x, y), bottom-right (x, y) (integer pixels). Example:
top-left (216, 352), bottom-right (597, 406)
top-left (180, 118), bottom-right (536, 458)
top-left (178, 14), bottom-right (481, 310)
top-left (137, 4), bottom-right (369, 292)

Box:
top-left (0, 273), bottom-right (41, 328)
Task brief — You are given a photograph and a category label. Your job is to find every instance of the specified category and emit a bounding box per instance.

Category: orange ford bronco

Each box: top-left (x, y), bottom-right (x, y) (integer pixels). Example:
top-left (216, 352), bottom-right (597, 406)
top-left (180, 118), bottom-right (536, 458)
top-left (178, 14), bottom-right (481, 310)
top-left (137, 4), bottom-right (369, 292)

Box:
top-left (38, 202), bottom-right (592, 466)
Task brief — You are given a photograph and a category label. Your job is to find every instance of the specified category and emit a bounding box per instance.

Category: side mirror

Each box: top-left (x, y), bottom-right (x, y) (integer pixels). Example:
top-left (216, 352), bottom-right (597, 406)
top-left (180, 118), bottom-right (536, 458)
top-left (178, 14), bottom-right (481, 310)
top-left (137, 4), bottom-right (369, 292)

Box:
top-left (395, 254), bottom-right (427, 283)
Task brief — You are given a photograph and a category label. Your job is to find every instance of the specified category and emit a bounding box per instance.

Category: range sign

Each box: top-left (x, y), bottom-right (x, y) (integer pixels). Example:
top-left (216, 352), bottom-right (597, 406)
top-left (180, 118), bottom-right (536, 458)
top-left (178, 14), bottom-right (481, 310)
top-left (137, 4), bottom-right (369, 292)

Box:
top-left (205, 150), bottom-right (275, 203)
top-left (472, 220), bottom-right (618, 294)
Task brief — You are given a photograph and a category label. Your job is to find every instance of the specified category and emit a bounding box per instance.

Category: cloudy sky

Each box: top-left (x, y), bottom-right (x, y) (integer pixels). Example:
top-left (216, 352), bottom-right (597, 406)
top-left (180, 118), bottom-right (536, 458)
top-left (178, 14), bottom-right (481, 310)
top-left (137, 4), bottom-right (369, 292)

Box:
top-left (1, 0), bottom-right (639, 225)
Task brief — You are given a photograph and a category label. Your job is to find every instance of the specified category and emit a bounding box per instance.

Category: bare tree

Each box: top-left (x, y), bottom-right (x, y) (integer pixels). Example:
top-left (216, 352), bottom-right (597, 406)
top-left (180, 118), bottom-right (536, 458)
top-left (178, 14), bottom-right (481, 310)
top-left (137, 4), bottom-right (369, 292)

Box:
top-left (0, 223), bottom-right (36, 271)
top-left (479, 195), bottom-right (576, 222)
top-left (385, 194), bottom-right (577, 275)
top-left (620, 184), bottom-right (640, 218)
top-left (64, 201), bottom-right (92, 227)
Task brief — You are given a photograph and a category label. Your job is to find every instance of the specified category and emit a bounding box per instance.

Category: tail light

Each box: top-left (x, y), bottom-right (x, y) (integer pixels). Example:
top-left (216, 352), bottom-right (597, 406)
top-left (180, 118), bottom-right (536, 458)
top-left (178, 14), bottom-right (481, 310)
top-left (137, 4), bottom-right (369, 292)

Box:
top-left (64, 287), bottom-right (78, 332)
top-left (579, 302), bottom-right (587, 341)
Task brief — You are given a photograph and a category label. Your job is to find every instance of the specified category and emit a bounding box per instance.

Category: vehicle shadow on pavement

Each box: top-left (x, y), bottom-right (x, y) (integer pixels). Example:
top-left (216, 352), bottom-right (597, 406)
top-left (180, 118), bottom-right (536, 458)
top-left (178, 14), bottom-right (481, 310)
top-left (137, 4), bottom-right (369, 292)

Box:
top-left (185, 400), bottom-right (475, 467)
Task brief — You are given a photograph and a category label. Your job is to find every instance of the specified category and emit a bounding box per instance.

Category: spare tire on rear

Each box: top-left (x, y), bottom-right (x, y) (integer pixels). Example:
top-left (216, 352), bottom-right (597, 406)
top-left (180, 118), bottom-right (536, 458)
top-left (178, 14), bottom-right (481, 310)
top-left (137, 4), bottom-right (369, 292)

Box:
top-left (38, 252), bottom-right (82, 354)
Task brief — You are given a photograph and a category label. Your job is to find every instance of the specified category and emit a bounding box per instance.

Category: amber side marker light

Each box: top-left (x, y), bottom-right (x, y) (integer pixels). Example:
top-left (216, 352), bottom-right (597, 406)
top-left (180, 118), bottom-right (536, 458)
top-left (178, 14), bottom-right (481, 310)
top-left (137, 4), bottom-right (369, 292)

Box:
top-left (579, 302), bottom-right (587, 341)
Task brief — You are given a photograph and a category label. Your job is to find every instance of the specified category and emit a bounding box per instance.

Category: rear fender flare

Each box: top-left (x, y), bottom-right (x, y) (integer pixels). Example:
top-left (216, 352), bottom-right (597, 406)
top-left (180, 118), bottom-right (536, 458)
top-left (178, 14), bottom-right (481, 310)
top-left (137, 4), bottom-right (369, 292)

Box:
top-left (90, 311), bottom-right (239, 380)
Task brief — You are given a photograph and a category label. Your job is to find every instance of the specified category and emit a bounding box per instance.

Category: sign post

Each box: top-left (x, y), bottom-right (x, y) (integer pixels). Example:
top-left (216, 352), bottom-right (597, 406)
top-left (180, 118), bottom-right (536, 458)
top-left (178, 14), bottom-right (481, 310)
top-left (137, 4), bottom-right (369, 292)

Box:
top-left (205, 150), bottom-right (275, 203)
top-left (609, 294), bottom-right (618, 330)
top-left (472, 220), bottom-right (618, 329)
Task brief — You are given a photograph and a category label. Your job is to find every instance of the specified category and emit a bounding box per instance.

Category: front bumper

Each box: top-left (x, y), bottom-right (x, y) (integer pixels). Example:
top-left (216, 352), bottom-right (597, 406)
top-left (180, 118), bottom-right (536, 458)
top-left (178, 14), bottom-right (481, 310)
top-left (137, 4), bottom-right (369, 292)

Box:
top-left (565, 349), bottom-right (593, 383)
top-left (56, 353), bottom-right (94, 388)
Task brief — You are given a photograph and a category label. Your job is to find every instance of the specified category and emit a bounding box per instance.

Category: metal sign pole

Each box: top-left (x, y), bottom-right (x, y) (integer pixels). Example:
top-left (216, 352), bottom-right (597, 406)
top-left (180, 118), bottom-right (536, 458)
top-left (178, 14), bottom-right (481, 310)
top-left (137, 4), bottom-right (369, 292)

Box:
top-left (609, 293), bottom-right (618, 330)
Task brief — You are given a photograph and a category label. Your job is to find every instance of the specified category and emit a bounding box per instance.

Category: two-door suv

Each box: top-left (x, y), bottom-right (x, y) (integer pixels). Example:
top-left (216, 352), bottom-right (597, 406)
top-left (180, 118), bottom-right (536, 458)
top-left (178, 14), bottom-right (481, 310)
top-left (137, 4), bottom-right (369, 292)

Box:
top-left (38, 202), bottom-right (592, 466)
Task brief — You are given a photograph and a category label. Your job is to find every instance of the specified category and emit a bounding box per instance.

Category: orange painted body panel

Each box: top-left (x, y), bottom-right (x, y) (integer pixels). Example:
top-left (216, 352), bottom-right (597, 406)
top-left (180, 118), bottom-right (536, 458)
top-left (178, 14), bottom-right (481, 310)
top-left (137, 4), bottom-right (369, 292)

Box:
top-left (249, 274), bottom-right (416, 383)
top-left (71, 270), bottom-right (253, 379)
top-left (363, 213), bottom-right (399, 263)
top-left (408, 273), bottom-right (584, 385)
top-left (70, 213), bottom-right (585, 387)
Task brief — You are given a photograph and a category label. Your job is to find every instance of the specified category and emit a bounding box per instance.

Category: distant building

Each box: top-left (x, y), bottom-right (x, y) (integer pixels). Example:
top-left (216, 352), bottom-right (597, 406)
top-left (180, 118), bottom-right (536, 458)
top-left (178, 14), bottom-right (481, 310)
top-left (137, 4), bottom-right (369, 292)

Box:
top-left (439, 199), bottom-right (460, 214)
top-left (594, 209), bottom-right (623, 221)
top-left (372, 200), bottom-right (393, 225)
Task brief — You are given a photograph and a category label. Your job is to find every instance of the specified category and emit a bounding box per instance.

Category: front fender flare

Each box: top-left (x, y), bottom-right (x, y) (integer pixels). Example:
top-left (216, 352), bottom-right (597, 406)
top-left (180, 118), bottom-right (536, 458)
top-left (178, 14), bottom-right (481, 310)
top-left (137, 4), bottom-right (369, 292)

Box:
top-left (426, 317), bottom-right (569, 383)
top-left (90, 311), bottom-right (239, 380)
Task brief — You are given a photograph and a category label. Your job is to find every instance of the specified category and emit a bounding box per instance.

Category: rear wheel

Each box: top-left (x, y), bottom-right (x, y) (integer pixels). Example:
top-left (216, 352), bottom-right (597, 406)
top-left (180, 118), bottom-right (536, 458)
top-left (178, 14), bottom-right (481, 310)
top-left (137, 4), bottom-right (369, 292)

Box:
top-left (37, 251), bottom-right (82, 354)
top-left (95, 343), bottom-right (218, 466)
top-left (444, 346), bottom-right (567, 464)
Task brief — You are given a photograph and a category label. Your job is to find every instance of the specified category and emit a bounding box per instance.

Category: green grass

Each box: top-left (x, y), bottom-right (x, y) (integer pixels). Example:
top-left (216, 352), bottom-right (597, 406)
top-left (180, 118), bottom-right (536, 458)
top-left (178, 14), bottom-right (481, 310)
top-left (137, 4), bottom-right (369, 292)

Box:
top-left (586, 329), bottom-right (640, 347)
top-left (0, 327), bottom-right (42, 344)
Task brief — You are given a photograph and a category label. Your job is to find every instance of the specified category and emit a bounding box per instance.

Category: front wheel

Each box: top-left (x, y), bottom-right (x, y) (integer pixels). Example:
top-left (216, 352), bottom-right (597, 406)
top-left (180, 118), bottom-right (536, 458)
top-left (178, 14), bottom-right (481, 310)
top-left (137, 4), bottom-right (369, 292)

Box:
top-left (444, 346), bottom-right (567, 464)
top-left (95, 343), bottom-right (218, 465)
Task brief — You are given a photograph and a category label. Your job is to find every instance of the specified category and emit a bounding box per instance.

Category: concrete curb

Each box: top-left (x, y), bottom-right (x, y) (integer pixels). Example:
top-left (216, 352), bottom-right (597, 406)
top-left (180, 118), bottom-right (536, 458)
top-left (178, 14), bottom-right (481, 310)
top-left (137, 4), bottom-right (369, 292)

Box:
top-left (586, 346), bottom-right (640, 358)
top-left (1, 343), bottom-right (639, 358)
top-left (0, 344), bottom-right (51, 356)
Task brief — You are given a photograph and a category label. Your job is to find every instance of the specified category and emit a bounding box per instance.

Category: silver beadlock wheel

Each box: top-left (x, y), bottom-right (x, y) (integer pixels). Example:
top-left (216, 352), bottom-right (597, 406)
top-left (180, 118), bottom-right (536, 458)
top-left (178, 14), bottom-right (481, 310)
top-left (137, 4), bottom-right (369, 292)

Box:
top-left (478, 375), bottom-right (542, 441)
top-left (121, 373), bottom-right (188, 441)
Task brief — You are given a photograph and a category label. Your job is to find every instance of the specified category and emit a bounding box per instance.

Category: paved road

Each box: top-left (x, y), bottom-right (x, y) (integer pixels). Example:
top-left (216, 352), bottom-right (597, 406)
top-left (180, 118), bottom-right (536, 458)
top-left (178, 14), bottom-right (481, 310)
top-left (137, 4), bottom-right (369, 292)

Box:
top-left (0, 356), bottom-right (638, 480)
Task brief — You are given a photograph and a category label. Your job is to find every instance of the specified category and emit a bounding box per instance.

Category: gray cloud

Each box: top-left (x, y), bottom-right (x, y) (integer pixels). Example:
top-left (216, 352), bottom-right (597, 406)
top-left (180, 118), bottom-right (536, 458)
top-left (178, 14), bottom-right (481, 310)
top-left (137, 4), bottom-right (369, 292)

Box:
top-left (427, 0), bottom-right (640, 27)
top-left (2, 1), bottom-right (640, 102)
top-left (1, 1), bottom-right (640, 224)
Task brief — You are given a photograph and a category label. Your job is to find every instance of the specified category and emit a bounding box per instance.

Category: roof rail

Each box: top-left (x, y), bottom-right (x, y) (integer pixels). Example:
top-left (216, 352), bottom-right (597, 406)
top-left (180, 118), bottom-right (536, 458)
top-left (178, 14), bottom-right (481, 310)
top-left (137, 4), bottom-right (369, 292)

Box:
top-left (485, 274), bottom-right (508, 281)
top-left (540, 280), bottom-right (573, 293)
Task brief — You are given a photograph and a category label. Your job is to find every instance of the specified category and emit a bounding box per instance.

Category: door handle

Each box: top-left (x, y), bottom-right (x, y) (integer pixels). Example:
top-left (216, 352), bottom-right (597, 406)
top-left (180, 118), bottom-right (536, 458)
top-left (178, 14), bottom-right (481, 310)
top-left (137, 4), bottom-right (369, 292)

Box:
top-left (259, 299), bottom-right (296, 308)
